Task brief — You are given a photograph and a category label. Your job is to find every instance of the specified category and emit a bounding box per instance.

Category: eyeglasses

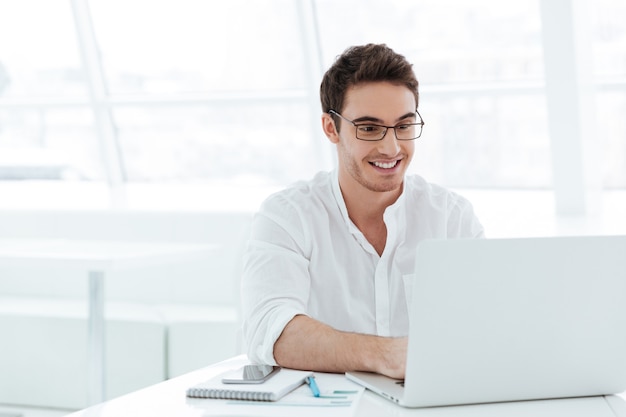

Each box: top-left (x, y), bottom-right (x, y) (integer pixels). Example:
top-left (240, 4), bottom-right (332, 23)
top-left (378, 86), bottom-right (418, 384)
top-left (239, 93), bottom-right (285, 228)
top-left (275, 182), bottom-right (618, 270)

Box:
top-left (329, 109), bottom-right (424, 141)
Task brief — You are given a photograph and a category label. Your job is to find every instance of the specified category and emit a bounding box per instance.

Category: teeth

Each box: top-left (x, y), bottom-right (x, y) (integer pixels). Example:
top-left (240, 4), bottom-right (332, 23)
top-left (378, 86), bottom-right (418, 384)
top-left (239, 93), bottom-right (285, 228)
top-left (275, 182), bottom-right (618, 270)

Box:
top-left (373, 161), bottom-right (398, 169)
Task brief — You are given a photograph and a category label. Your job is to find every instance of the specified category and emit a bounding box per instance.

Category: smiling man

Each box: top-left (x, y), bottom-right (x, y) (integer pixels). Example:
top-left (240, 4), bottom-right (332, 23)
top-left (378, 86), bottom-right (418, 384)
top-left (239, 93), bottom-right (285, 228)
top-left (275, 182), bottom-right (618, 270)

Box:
top-left (241, 44), bottom-right (484, 379)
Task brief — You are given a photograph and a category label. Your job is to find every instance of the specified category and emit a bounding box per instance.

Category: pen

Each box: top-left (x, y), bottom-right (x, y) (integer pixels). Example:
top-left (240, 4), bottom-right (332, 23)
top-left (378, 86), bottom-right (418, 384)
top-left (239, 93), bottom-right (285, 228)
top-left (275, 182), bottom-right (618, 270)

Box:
top-left (306, 376), bottom-right (320, 397)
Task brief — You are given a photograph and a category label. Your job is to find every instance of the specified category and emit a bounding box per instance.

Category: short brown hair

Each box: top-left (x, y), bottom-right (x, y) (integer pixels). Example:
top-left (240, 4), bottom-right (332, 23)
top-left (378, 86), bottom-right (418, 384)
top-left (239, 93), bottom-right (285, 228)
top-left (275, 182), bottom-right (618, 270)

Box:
top-left (320, 44), bottom-right (419, 121)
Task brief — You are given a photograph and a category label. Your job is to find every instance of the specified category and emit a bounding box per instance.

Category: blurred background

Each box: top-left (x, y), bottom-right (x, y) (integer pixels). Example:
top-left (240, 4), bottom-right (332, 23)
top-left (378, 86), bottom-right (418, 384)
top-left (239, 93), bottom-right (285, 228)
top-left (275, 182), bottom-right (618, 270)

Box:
top-left (0, 0), bottom-right (625, 415)
top-left (0, 0), bottom-right (623, 230)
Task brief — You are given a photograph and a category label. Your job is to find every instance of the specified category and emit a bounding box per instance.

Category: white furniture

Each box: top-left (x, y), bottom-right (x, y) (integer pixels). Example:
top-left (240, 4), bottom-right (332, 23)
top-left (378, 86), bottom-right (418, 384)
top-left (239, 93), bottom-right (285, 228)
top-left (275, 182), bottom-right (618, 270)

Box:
top-left (0, 238), bottom-right (215, 405)
top-left (0, 296), bottom-right (166, 409)
top-left (0, 209), bottom-right (249, 409)
top-left (63, 355), bottom-right (626, 417)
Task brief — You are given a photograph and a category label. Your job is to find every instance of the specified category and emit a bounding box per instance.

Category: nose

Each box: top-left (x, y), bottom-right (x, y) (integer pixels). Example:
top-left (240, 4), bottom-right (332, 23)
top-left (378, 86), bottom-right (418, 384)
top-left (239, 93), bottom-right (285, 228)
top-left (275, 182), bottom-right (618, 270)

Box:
top-left (376, 128), bottom-right (401, 155)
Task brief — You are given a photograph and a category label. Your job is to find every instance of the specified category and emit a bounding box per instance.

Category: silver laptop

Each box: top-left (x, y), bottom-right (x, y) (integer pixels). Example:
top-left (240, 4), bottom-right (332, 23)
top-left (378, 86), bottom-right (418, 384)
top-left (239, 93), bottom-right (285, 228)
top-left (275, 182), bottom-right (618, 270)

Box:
top-left (346, 236), bottom-right (626, 410)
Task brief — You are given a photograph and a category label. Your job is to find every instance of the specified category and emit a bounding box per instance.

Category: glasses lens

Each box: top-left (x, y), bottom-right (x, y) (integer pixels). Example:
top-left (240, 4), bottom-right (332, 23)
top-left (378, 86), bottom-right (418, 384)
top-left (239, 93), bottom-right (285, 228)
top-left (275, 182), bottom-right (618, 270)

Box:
top-left (356, 125), bottom-right (387, 140)
top-left (395, 124), bottom-right (419, 140)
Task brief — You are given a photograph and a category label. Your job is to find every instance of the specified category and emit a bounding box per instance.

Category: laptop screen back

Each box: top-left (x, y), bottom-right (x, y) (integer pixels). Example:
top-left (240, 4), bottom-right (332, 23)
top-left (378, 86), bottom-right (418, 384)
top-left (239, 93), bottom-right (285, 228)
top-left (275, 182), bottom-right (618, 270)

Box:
top-left (403, 236), bottom-right (626, 407)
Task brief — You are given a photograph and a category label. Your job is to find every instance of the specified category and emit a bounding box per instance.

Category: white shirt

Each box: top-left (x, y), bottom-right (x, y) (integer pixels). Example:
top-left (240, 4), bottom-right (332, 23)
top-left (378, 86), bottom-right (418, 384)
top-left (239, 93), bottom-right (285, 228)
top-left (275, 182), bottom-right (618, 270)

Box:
top-left (241, 170), bottom-right (484, 365)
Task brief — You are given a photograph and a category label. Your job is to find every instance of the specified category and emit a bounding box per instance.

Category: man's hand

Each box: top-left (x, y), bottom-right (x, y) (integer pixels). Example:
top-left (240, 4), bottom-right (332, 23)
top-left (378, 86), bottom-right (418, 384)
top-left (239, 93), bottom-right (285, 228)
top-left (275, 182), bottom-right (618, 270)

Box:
top-left (273, 315), bottom-right (408, 379)
top-left (374, 336), bottom-right (407, 379)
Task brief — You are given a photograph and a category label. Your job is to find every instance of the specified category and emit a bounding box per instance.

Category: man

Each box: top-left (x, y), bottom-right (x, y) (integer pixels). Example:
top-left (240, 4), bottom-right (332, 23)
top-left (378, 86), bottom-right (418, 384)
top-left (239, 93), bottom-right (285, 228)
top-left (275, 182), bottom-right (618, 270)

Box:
top-left (241, 44), bottom-right (484, 379)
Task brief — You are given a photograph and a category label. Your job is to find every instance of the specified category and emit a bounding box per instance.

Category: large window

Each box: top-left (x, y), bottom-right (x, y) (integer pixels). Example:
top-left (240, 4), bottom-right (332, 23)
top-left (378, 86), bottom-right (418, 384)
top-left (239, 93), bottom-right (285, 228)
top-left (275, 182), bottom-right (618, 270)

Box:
top-left (0, 0), bottom-right (624, 211)
top-left (0, 1), bottom-right (104, 181)
top-left (591, 0), bottom-right (626, 188)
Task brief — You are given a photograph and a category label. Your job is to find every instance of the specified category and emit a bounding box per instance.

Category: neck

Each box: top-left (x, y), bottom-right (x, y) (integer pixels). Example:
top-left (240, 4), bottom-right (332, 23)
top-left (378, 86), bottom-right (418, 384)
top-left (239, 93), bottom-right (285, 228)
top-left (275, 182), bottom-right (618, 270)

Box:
top-left (338, 171), bottom-right (403, 225)
top-left (338, 175), bottom-right (401, 257)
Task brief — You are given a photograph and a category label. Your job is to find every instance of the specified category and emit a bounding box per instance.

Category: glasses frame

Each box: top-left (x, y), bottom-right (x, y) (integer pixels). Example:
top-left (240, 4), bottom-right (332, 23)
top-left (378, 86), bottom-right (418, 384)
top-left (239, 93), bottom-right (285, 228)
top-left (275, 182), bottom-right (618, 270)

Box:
top-left (328, 109), bottom-right (425, 141)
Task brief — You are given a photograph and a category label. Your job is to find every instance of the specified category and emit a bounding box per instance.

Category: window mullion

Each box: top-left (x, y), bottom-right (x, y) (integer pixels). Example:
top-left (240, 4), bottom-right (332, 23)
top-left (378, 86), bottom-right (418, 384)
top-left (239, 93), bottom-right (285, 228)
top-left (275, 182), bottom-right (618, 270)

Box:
top-left (296, 0), bottom-right (334, 170)
top-left (70, 0), bottom-right (127, 205)
top-left (540, 0), bottom-right (601, 215)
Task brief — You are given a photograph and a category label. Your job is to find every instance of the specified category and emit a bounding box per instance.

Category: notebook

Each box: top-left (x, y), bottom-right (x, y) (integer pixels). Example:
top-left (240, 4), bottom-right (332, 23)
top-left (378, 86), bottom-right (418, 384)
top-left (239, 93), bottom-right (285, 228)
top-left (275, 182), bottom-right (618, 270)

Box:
top-left (187, 367), bottom-right (312, 401)
top-left (346, 235), bottom-right (626, 410)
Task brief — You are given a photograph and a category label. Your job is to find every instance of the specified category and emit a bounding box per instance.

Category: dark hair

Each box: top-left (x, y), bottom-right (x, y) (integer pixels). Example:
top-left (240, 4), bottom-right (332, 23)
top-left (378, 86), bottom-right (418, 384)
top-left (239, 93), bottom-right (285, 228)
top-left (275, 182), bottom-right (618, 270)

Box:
top-left (320, 44), bottom-right (419, 126)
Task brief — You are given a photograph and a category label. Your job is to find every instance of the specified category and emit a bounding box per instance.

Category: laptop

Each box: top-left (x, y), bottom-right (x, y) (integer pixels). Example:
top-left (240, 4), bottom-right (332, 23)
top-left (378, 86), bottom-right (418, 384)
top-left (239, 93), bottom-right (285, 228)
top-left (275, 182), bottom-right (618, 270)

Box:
top-left (346, 235), bottom-right (626, 410)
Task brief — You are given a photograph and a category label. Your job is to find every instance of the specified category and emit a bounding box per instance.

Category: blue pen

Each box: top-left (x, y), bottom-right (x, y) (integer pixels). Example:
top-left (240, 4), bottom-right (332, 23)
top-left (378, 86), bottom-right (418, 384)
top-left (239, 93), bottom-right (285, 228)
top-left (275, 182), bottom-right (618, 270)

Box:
top-left (306, 376), bottom-right (320, 397)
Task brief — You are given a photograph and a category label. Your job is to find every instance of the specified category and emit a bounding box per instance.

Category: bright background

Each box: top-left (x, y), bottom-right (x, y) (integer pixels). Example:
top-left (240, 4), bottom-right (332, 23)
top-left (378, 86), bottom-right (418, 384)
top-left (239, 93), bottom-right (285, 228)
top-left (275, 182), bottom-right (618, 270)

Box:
top-left (1, 1), bottom-right (626, 414)
top-left (0, 0), bottom-right (625, 234)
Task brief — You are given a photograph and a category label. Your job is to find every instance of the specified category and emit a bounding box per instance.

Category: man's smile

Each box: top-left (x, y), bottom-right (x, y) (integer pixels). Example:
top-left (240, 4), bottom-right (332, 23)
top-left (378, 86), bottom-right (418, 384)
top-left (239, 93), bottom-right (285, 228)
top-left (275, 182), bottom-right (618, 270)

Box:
top-left (371, 160), bottom-right (399, 169)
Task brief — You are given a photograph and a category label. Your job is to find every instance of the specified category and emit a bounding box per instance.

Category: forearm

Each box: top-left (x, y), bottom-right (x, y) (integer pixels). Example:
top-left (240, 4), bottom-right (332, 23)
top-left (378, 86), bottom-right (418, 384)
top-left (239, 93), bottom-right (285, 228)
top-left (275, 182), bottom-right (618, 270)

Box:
top-left (273, 315), bottom-right (407, 379)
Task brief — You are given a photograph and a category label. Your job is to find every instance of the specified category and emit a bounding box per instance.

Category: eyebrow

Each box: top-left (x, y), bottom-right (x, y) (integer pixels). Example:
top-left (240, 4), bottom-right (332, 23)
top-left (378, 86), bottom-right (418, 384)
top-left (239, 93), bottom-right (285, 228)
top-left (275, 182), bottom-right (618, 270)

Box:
top-left (352, 112), bottom-right (417, 124)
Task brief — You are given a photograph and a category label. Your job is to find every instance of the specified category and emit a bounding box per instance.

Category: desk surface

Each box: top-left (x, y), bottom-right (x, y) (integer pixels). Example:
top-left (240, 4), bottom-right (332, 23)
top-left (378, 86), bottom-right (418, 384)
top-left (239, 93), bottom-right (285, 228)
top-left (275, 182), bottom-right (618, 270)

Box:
top-left (64, 356), bottom-right (626, 417)
top-left (0, 238), bottom-right (214, 270)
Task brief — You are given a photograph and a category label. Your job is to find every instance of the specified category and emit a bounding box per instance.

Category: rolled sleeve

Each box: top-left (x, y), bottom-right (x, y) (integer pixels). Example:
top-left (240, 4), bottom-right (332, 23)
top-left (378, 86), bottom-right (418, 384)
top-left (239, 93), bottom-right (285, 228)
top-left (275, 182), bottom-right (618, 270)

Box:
top-left (241, 199), bottom-right (312, 364)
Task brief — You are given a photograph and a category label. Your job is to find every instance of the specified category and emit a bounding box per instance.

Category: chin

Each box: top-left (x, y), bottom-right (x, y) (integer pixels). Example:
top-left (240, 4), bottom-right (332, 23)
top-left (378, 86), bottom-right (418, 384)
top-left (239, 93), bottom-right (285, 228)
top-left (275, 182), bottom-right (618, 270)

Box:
top-left (364, 178), bottom-right (403, 193)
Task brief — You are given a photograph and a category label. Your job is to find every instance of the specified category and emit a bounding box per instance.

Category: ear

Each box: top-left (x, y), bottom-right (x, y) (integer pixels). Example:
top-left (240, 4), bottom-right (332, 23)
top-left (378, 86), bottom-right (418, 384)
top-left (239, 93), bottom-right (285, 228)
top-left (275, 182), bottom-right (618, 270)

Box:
top-left (321, 113), bottom-right (341, 144)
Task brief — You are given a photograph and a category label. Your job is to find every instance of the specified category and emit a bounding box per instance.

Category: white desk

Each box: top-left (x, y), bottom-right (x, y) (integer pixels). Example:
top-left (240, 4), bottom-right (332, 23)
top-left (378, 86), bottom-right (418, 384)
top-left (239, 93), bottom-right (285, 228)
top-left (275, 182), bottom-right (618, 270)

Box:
top-left (63, 355), bottom-right (626, 417)
top-left (0, 238), bottom-right (215, 406)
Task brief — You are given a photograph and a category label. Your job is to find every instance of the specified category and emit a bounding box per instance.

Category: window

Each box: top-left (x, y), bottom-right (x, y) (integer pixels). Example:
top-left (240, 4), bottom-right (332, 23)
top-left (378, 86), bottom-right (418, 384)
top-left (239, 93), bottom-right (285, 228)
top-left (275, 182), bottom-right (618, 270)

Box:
top-left (0, 0), bottom-right (104, 182)
top-left (591, 0), bottom-right (626, 188)
top-left (0, 0), bottom-right (624, 212)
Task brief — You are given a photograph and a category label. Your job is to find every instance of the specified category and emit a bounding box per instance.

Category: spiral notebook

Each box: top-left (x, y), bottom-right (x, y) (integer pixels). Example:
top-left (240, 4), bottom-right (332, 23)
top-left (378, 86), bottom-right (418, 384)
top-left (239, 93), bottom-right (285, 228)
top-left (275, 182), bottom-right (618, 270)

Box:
top-left (186, 367), bottom-right (313, 402)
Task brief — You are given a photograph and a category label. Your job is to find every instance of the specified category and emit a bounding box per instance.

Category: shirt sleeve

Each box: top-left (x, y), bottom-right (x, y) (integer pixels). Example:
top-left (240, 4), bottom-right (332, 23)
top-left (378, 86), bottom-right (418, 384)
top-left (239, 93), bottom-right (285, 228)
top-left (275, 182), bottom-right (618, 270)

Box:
top-left (446, 191), bottom-right (486, 238)
top-left (240, 194), bottom-right (312, 365)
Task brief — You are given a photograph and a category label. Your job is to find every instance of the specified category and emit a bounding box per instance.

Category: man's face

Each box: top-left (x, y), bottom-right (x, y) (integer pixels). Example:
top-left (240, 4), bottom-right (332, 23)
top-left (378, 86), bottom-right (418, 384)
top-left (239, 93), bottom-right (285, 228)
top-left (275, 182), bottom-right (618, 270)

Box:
top-left (324, 81), bottom-right (417, 195)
